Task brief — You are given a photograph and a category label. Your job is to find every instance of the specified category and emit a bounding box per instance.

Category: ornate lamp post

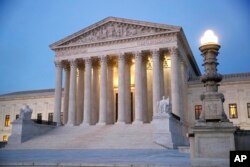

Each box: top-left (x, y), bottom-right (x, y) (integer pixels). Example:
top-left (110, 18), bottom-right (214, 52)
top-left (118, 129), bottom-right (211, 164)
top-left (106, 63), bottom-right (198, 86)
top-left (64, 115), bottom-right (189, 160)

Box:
top-left (198, 30), bottom-right (228, 122)
top-left (190, 30), bottom-right (235, 167)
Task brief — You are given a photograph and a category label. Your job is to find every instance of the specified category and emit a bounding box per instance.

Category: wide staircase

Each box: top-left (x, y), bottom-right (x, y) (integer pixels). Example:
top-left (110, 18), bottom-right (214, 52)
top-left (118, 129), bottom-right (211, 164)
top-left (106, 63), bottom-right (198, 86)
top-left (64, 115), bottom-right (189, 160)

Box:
top-left (5, 123), bottom-right (164, 149)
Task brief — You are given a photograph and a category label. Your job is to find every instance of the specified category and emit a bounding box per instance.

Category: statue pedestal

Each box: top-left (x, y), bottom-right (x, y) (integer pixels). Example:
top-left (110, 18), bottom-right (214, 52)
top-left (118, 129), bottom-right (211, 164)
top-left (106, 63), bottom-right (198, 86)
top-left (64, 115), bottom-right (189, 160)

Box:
top-left (190, 122), bottom-right (236, 167)
top-left (153, 112), bottom-right (186, 149)
top-left (8, 119), bottom-right (55, 145)
top-left (8, 119), bottom-right (34, 144)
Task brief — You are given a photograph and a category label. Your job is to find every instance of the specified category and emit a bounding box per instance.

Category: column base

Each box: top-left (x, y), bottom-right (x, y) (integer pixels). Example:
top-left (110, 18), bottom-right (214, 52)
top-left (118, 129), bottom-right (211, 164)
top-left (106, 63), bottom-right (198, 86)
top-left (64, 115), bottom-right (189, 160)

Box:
top-left (65, 123), bottom-right (75, 127)
top-left (132, 120), bottom-right (144, 125)
top-left (80, 122), bottom-right (91, 127)
top-left (56, 122), bottom-right (61, 126)
top-left (115, 121), bottom-right (126, 125)
top-left (97, 122), bottom-right (107, 126)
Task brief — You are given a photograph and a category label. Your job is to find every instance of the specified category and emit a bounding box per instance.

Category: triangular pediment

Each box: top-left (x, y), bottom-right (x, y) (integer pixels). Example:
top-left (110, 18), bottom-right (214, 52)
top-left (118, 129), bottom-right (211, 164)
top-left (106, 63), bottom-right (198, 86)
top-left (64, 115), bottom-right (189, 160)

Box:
top-left (50, 17), bottom-right (181, 49)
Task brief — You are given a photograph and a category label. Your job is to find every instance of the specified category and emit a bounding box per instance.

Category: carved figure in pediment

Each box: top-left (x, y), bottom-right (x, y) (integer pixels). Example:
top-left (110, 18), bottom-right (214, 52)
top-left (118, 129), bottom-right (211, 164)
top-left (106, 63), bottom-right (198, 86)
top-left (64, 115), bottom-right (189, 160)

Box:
top-left (59, 21), bottom-right (171, 46)
top-left (106, 24), bottom-right (114, 38)
top-left (114, 24), bottom-right (122, 37)
top-left (127, 26), bottom-right (133, 36)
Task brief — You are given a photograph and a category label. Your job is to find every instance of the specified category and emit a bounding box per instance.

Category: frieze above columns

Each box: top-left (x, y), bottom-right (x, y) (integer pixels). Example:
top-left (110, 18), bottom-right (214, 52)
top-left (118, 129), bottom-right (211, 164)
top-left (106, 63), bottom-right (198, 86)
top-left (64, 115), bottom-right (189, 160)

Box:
top-left (54, 34), bottom-right (177, 58)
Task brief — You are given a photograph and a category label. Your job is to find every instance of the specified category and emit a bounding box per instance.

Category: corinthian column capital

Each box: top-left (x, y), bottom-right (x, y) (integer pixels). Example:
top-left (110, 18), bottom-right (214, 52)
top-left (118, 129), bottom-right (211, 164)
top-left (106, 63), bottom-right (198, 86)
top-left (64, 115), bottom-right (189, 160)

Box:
top-left (118, 52), bottom-right (125, 61)
top-left (151, 49), bottom-right (160, 59)
top-left (69, 59), bottom-right (77, 68)
top-left (63, 62), bottom-right (70, 71)
top-left (54, 60), bottom-right (62, 67)
top-left (84, 57), bottom-right (92, 66)
top-left (99, 55), bottom-right (107, 63)
top-left (169, 47), bottom-right (179, 56)
top-left (134, 51), bottom-right (142, 59)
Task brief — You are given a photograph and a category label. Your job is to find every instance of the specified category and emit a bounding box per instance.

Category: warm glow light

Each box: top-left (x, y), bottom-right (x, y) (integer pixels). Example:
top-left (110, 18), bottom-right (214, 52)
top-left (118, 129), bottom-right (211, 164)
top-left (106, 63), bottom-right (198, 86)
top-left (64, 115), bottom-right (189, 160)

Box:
top-left (167, 59), bottom-right (171, 68)
top-left (200, 30), bottom-right (219, 46)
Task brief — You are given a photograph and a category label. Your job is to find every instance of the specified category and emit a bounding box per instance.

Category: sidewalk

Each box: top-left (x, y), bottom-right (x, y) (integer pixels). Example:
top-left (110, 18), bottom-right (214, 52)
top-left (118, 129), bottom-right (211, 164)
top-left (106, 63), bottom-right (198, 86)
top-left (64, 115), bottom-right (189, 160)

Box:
top-left (0, 149), bottom-right (191, 167)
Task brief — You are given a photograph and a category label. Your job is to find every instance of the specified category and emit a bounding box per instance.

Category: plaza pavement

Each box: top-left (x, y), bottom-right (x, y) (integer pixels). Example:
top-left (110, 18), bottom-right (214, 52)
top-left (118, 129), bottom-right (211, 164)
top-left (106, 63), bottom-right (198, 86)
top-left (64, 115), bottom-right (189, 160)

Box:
top-left (0, 149), bottom-right (191, 167)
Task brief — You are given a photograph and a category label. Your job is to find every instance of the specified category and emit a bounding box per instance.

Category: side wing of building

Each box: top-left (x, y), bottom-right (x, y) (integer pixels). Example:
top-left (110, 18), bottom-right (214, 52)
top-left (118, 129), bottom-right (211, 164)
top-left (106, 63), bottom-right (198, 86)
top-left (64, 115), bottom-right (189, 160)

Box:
top-left (0, 89), bottom-right (57, 141)
top-left (187, 73), bottom-right (250, 130)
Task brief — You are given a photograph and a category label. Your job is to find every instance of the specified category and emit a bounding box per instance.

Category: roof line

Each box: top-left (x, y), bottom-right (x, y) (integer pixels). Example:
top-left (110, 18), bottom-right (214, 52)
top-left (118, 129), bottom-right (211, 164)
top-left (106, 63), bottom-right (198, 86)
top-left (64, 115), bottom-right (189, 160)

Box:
top-left (0, 88), bottom-right (56, 97)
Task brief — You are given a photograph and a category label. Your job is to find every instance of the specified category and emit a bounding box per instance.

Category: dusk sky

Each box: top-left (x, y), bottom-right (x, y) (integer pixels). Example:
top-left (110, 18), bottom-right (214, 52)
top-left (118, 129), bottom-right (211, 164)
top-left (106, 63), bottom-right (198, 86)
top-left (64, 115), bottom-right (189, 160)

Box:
top-left (0, 0), bottom-right (249, 95)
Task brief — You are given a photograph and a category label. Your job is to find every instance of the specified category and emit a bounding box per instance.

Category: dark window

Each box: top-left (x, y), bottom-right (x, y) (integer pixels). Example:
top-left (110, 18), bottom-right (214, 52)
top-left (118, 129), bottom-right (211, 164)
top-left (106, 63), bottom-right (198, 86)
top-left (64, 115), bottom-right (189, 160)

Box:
top-left (195, 105), bottom-right (202, 120)
top-left (48, 113), bottom-right (53, 123)
top-left (4, 115), bottom-right (10, 127)
top-left (37, 113), bottom-right (42, 123)
top-left (16, 114), bottom-right (19, 120)
top-left (229, 104), bottom-right (238, 119)
top-left (247, 103), bottom-right (250, 118)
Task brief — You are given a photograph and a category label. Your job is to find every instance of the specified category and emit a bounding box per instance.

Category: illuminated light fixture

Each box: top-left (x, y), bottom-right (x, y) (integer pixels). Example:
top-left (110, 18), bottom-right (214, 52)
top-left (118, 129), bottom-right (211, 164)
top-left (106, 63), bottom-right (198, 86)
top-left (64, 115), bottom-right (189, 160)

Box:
top-left (200, 30), bottom-right (219, 46)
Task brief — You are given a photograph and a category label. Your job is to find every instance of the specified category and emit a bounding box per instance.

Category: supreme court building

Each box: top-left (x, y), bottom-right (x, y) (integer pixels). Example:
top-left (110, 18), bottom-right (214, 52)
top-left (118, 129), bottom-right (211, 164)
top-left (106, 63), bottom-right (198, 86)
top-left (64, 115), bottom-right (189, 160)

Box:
top-left (0, 17), bottom-right (250, 142)
top-left (50, 17), bottom-right (198, 127)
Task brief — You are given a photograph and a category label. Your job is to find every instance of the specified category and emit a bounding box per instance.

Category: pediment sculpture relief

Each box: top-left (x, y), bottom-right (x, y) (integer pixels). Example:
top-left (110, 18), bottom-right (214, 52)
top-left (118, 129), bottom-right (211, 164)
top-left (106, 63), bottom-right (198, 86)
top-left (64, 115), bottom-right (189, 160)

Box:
top-left (60, 21), bottom-right (169, 46)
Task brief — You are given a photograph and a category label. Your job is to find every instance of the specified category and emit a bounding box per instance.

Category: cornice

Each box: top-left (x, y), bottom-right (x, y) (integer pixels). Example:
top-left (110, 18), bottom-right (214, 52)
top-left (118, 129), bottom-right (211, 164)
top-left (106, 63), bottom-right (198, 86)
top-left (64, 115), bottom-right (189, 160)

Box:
top-left (177, 29), bottom-right (201, 76)
top-left (54, 31), bottom-right (178, 52)
top-left (188, 72), bottom-right (250, 85)
top-left (0, 91), bottom-right (56, 102)
top-left (54, 32), bottom-right (178, 59)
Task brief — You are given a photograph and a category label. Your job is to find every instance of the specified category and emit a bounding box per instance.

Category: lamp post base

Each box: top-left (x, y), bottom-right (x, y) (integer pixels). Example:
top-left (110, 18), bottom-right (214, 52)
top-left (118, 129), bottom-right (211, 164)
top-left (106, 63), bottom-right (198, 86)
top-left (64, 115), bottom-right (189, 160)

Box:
top-left (190, 122), bottom-right (236, 167)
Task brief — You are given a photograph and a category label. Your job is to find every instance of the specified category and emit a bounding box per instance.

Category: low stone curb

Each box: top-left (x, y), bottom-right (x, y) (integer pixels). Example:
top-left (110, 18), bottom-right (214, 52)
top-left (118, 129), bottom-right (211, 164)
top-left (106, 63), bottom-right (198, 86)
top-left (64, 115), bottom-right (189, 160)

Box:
top-left (0, 162), bottom-right (190, 167)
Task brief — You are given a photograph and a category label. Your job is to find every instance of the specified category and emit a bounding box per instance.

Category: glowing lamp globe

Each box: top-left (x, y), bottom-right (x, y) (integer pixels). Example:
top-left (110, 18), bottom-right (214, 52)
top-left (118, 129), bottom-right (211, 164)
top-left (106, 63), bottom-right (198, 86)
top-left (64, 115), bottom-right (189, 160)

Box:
top-left (200, 30), bottom-right (219, 46)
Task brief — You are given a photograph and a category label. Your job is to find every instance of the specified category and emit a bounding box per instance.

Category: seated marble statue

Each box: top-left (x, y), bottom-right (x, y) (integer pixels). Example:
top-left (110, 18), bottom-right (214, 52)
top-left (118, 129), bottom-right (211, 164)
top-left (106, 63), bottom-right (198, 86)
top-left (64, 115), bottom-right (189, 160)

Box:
top-left (19, 105), bottom-right (33, 120)
top-left (157, 96), bottom-right (170, 113)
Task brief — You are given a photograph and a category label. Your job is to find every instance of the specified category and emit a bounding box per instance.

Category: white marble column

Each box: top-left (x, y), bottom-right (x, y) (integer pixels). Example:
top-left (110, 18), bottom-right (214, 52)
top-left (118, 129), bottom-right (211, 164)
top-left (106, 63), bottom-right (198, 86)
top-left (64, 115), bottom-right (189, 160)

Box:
top-left (117, 53), bottom-right (126, 124)
top-left (92, 63), bottom-right (100, 124)
top-left (53, 60), bottom-right (63, 126)
top-left (134, 52), bottom-right (143, 123)
top-left (170, 47), bottom-right (181, 118)
top-left (152, 50), bottom-right (161, 115)
top-left (98, 56), bottom-right (108, 125)
top-left (67, 59), bottom-right (77, 126)
top-left (142, 56), bottom-right (148, 123)
top-left (63, 64), bottom-right (70, 125)
top-left (76, 64), bottom-right (84, 125)
top-left (107, 60), bottom-right (114, 124)
top-left (146, 59), bottom-right (153, 122)
top-left (181, 61), bottom-right (187, 123)
top-left (125, 58), bottom-right (131, 123)
top-left (159, 56), bottom-right (165, 98)
top-left (82, 58), bottom-right (92, 125)
top-left (163, 57), bottom-right (171, 98)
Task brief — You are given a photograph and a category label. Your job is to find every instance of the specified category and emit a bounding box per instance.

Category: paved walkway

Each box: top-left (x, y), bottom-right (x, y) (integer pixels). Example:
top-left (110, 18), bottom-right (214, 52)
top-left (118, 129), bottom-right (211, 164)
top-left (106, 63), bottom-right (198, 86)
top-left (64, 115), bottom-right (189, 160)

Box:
top-left (0, 149), bottom-right (191, 167)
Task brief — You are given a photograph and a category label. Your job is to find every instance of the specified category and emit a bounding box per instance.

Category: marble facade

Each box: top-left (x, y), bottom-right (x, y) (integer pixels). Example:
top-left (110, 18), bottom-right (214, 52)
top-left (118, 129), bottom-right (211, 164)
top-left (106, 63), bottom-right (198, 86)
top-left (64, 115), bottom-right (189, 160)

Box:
top-left (50, 17), bottom-right (198, 127)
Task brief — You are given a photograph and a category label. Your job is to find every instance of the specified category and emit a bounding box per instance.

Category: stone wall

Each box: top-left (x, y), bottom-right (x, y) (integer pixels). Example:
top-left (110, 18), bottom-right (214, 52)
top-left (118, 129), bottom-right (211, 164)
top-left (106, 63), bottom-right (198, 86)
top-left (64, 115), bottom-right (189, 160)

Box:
top-left (235, 129), bottom-right (250, 150)
top-left (0, 89), bottom-right (56, 141)
top-left (8, 119), bottom-right (55, 144)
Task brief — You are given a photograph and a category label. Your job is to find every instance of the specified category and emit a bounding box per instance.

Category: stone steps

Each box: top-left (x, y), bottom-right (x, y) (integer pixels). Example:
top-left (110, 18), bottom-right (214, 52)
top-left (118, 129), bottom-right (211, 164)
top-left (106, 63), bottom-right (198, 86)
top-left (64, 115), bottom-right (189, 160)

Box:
top-left (6, 123), bottom-right (164, 149)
